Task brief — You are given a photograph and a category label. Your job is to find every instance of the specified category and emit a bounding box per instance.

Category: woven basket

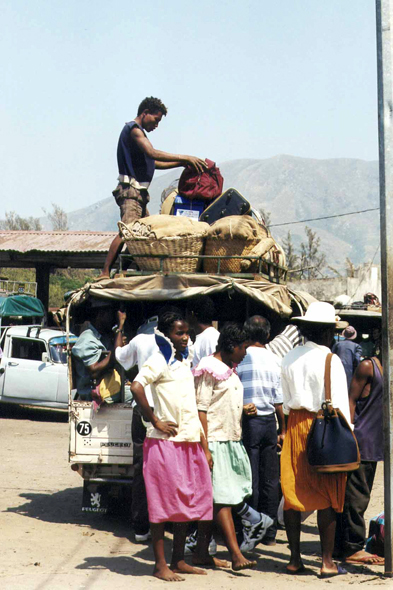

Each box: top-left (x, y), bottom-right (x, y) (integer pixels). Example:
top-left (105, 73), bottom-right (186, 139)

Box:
top-left (203, 238), bottom-right (260, 273)
top-left (119, 222), bottom-right (205, 272)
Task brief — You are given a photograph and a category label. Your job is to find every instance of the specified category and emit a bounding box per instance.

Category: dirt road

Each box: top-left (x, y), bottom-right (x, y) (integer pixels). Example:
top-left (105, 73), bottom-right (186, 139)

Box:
top-left (0, 403), bottom-right (389, 589)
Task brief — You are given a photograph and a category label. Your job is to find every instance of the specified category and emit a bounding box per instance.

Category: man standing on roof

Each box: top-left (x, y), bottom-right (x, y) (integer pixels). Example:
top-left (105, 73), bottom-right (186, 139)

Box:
top-left (100, 97), bottom-right (207, 278)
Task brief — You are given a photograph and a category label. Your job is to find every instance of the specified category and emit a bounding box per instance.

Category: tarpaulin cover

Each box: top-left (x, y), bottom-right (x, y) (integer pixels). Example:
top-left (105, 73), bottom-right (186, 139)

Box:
top-left (67, 274), bottom-right (300, 318)
top-left (0, 295), bottom-right (45, 318)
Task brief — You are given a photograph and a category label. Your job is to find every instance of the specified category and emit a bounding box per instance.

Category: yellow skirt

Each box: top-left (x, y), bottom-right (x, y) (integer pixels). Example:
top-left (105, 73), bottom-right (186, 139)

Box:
top-left (281, 409), bottom-right (346, 513)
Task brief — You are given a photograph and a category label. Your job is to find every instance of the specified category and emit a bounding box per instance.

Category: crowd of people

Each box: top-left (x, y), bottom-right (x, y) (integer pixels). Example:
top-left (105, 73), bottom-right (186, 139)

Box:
top-left (71, 297), bottom-right (384, 581)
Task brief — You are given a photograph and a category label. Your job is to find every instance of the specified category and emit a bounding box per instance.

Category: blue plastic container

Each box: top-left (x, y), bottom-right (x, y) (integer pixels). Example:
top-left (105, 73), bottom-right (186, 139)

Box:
top-left (173, 195), bottom-right (205, 220)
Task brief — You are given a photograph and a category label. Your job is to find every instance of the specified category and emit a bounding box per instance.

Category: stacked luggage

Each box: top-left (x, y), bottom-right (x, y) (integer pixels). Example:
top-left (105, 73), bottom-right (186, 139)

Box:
top-left (119, 160), bottom-right (287, 277)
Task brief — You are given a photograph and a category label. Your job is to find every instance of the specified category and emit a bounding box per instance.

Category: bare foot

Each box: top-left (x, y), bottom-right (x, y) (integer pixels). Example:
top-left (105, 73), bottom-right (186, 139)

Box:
top-left (170, 560), bottom-right (207, 575)
top-left (286, 560), bottom-right (304, 574)
top-left (154, 564), bottom-right (185, 582)
top-left (192, 554), bottom-right (230, 568)
top-left (320, 564), bottom-right (347, 578)
top-left (232, 555), bottom-right (257, 571)
top-left (345, 550), bottom-right (384, 565)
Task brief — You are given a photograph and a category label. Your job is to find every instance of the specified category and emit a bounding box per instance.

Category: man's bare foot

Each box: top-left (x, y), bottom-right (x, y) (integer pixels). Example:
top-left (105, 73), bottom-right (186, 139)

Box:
top-left (345, 550), bottom-right (384, 565)
top-left (170, 560), bottom-right (207, 575)
top-left (192, 554), bottom-right (230, 568)
top-left (232, 554), bottom-right (257, 571)
top-left (154, 564), bottom-right (185, 582)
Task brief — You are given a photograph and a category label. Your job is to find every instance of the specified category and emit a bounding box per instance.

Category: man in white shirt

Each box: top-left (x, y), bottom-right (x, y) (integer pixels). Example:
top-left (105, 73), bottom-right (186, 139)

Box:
top-left (280, 302), bottom-right (350, 577)
top-left (116, 320), bottom-right (159, 543)
top-left (187, 297), bottom-right (220, 368)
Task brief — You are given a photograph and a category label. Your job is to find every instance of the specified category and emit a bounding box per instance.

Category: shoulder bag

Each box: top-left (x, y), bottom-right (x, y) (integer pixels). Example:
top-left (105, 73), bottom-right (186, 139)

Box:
top-left (306, 352), bottom-right (360, 473)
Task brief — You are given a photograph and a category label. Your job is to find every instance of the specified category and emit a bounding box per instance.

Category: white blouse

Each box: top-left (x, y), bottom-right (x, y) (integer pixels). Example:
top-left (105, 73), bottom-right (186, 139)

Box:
top-left (281, 341), bottom-right (351, 424)
top-left (134, 351), bottom-right (201, 443)
top-left (194, 356), bottom-right (244, 442)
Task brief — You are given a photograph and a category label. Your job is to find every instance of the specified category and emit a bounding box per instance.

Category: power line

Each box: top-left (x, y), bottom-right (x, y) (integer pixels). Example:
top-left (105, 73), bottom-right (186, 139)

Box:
top-left (269, 207), bottom-right (379, 228)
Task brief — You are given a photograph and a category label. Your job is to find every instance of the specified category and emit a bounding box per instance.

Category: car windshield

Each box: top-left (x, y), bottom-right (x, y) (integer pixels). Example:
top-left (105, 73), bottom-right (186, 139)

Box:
top-left (49, 335), bottom-right (77, 364)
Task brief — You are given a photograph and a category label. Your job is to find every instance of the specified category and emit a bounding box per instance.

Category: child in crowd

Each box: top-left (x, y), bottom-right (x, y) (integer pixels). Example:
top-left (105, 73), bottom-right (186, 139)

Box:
top-left (131, 312), bottom-right (213, 581)
top-left (193, 323), bottom-right (273, 570)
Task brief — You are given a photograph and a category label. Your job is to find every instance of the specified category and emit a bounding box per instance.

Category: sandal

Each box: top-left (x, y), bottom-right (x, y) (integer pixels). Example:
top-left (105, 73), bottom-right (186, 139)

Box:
top-left (345, 554), bottom-right (384, 565)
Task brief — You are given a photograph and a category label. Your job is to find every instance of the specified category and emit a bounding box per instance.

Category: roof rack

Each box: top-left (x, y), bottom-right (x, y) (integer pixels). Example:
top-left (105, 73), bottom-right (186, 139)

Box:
top-left (0, 278), bottom-right (37, 298)
top-left (118, 253), bottom-right (288, 285)
top-left (26, 325), bottom-right (42, 338)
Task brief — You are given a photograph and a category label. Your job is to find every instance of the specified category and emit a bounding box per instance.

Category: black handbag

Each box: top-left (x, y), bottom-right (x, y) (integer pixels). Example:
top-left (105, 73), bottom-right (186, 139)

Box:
top-left (306, 353), bottom-right (360, 473)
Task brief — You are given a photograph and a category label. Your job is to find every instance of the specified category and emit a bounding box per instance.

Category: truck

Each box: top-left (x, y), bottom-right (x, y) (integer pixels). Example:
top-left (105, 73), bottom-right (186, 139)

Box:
top-left (0, 325), bottom-right (77, 410)
top-left (66, 249), bottom-right (310, 513)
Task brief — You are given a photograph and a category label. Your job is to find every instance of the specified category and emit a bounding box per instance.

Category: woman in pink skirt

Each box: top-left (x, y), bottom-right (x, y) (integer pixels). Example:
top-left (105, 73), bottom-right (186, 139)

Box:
top-left (131, 311), bottom-right (214, 581)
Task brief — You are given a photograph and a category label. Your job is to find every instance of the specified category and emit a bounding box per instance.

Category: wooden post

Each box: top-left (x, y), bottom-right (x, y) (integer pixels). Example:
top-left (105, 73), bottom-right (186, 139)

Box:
top-left (376, 0), bottom-right (393, 576)
top-left (35, 263), bottom-right (51, 316)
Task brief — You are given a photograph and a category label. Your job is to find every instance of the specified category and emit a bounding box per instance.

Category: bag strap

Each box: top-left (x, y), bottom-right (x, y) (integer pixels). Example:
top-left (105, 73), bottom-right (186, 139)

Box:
top-left (324, 352), bottom-right (333, 402)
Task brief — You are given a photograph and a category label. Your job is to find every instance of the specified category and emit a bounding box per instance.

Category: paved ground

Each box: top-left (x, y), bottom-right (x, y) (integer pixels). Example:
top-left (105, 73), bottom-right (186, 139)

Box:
top-left (0, 403), bottom-right (390, 589)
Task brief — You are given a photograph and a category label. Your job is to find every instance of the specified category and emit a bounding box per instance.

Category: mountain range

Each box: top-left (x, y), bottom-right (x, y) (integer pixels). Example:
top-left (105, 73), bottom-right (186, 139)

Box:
top-left (42, 155), bottom-right (381, 272)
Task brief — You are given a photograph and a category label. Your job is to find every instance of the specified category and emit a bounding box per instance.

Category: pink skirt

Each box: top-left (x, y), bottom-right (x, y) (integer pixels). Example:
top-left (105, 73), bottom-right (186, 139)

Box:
top-left (143, 438), bottom-right (213, 523)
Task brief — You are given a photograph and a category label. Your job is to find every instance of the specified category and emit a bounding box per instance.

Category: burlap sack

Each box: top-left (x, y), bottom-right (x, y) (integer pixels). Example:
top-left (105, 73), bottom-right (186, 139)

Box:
top-left (206, 215), bottom-right (269, 241)
top-left (121, 214), bottom-right (209, 240)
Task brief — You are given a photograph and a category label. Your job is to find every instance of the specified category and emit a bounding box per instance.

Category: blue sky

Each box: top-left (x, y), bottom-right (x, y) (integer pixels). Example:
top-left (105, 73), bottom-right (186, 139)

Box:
top-left (1, 0), bottom-right (378, 219)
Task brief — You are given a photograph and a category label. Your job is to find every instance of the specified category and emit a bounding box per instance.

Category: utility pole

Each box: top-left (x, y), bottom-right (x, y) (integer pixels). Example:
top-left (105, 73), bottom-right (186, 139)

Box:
top-left (376, 0), bottom-right (393, 576)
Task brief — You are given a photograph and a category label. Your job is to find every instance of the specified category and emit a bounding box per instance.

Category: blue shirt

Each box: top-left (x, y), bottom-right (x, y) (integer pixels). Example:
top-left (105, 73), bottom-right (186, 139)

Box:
top-left (332, 339), bottom-right (362, 389)
top-left (72, 323), bottom-right (106, 400)
top-left (117, 121), bottom-right (155, 183)
top-left (237, 346), bottom-right (283, 415)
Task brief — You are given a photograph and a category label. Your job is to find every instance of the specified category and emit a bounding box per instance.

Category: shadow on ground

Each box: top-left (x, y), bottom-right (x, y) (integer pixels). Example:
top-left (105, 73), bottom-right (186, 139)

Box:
top-left (0, 402), bottom-right (68, 423)
top-left (5, 487), bottom-right (135, 539)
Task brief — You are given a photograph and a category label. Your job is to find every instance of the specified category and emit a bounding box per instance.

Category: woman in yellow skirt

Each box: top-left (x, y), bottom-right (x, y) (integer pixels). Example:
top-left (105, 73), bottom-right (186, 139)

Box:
top-left (280, 302), bottom-right (350, 578)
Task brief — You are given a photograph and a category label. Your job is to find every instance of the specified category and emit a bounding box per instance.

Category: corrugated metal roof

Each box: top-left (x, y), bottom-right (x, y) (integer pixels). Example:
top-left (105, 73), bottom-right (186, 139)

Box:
top-left (0, 231), bottom-right (117, 253)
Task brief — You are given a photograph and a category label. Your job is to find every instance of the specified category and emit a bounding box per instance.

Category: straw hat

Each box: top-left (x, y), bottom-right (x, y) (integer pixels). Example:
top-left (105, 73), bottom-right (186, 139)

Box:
top-left (291, 301), bottom-right (348, 330)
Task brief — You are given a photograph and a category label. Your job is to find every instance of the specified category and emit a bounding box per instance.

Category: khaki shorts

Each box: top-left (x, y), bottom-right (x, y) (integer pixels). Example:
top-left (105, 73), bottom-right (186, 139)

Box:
top-left (112, 183), bottom-right (150, 225)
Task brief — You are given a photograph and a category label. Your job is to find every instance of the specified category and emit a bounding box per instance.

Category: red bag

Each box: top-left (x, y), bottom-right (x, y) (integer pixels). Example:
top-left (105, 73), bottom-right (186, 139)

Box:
top-left (178, 158), bottom-right (224, 201)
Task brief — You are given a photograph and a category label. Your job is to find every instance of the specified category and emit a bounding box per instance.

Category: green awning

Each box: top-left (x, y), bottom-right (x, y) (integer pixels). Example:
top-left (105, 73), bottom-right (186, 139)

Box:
top-left (0, 295), bottom-right (45, 318)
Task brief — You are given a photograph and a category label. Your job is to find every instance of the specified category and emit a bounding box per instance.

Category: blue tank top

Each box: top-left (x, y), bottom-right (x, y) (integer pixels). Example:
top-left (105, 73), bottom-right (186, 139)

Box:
top-left (117, 121), bottom-right (155, 183)
top-left (354, 358), bottom-right (383, 462)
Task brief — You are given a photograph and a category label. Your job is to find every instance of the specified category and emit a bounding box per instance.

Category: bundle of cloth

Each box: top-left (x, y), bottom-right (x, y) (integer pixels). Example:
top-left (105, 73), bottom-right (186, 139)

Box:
top-left (119, 214), bottom-right (210, 240)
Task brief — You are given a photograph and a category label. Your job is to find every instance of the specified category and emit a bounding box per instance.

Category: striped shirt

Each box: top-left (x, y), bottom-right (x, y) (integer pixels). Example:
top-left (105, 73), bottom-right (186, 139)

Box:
top-left (266, 325), bottom-right (303, 359)
top-left (237, 346), bottom-right (283, 415)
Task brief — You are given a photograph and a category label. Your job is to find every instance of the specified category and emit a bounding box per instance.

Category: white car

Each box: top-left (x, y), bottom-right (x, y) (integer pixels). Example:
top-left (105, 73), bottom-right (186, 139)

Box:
top-left (0, 325), bottom-right (77, 409)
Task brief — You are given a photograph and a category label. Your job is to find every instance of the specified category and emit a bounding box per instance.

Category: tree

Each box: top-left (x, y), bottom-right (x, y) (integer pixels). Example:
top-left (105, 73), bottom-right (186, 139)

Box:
top-left (44, 203), bottom-right (68, 231)
top-left (345, 257), bottom-right (356, 278)
top-left (282, 231), bottom-right (299, 276)
top-left (1, 211), bottom-right (42, 230)
top-left (299, 226), bottom-right (326, 279)
top-left (258, 207), bottom-right (271, 228)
